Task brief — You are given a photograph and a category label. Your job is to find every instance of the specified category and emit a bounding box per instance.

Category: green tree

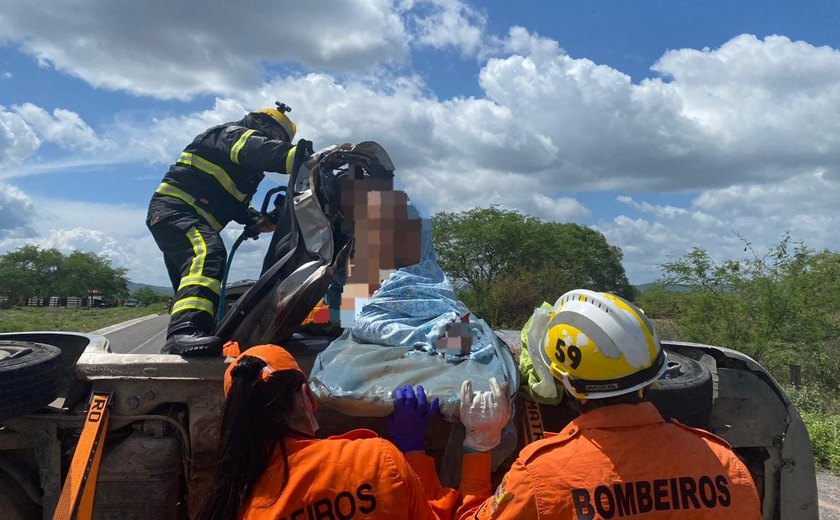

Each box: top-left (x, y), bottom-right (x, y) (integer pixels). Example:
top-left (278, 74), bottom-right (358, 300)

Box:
top-left (539, 222), bottom-right (635, 299)
top-left (647, 235), bottom-right (840, 383)
top-left (0, 245), bottom-right (129, 303)
top-left (0, 245), bottom-right (63, 303)
top-left (433, 207), bottom-right (542, 294)
top-left (432, 207), bottom-right (633, 328)
top-left (132, 287), bottom-right (169, 306)
top-left (57, 251), bottom-right (129, 301)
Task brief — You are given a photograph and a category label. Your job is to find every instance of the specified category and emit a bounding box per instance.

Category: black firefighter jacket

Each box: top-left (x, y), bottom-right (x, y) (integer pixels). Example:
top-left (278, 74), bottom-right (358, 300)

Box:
top-left (155, 113), bottom-right (303, 231)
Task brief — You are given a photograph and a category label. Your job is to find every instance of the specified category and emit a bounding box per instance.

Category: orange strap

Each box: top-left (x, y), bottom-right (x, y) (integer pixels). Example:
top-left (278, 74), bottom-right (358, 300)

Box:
top-left (53, 392), bottom-right (112, 520)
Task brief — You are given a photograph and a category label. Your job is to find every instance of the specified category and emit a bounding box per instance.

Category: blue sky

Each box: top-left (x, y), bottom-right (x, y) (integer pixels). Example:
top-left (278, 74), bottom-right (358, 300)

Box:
top-left (2, 0), bottom-right (840, 287)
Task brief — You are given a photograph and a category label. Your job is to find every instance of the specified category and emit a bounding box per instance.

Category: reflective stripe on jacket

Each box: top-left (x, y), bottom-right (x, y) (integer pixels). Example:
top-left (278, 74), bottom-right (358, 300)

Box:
top-left (240, 429), bottom-right (480, 520)
top-left (158, 115), bottom-right (296, 228)
top-left (458, 402), bottom-right (762, 519)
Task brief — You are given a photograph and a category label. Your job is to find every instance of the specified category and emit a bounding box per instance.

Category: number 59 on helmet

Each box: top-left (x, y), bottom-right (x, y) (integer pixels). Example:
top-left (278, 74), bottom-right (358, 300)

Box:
top-left (537, 289), bottom-right (667, 400)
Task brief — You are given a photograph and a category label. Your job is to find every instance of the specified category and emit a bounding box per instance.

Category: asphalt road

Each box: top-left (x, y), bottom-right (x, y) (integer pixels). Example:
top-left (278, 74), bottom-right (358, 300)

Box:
top-left (91, 314), bottom-right (840, 517)
top-left (95, 313), bottom-right (169, 354)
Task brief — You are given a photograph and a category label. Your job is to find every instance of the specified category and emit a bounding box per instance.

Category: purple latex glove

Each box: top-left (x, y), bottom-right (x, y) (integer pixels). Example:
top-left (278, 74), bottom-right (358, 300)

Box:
top-left (386, 384), bottom-right (440, 453)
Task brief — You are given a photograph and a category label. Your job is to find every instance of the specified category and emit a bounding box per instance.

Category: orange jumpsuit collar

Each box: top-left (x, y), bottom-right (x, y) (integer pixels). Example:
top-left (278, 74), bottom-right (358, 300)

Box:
top-left (562, 401), bottom-right (665, 435)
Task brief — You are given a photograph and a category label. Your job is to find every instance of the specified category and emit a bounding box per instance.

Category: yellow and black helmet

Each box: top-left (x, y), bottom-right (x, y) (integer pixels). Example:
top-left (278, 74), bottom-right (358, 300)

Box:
top-left (253, 101), bottom-right (297, 141)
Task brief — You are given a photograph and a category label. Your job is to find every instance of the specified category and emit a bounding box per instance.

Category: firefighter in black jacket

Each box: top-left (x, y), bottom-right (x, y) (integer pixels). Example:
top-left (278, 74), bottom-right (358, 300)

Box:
top-left (147, 102), bottom-right (311, 355)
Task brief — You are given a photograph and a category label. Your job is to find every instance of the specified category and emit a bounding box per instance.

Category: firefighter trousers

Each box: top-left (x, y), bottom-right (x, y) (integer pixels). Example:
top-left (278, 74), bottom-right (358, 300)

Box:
top-left (147, 195), bottom-right (226, 338)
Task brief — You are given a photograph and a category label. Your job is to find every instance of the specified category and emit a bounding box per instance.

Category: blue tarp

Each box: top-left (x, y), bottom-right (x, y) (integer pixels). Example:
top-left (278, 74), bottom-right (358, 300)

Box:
top-left (309, 214), bottom-right (519, 472)
top-left (351, 258), bottom-right (501, 362)
top-left (311, 217), bottom-right (519, 420)
top-left (351, 219), bottom-right (497, 362)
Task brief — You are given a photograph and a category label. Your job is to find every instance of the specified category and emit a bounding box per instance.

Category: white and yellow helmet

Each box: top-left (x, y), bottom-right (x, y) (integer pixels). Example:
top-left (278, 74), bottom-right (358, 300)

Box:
top-left (538, 289), bottom-right (667, 400)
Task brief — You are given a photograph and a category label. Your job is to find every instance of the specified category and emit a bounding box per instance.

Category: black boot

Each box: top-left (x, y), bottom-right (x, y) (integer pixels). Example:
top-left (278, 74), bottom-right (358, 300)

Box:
top-left (162, 330), bottom-right (223, 357)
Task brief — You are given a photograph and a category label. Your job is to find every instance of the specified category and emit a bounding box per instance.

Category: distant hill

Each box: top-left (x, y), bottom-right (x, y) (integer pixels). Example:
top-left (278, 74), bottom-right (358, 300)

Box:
top-left (635, 283), bottom-right (656, 293)
top-left (128, 281), bottom-right (173, 296)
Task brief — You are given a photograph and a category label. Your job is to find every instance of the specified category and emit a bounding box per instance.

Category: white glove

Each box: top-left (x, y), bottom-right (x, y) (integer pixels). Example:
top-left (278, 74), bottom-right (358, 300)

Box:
top-left (460, 377), bottom-right (512, 452)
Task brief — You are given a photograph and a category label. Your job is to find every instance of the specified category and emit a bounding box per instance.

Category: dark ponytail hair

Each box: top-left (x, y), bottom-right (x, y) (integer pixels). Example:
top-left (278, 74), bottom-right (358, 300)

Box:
top-left (198, 355), bottom-right (308, 520)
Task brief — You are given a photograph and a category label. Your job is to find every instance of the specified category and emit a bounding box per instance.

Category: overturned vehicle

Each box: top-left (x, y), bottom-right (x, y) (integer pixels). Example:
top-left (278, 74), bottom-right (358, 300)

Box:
top-left (0, 141), bottom-right (819, 519)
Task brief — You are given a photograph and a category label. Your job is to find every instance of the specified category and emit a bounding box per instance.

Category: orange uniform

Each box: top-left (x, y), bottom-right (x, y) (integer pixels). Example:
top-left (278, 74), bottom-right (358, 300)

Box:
top-left (239, 429), bottom-right (489, 520)
top-left (457, 402), bottom-right (761, 519)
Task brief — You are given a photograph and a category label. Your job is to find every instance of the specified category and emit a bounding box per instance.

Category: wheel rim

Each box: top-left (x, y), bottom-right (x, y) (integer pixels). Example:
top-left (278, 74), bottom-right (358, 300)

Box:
top-left (0, 346), bottom-right (33, 361)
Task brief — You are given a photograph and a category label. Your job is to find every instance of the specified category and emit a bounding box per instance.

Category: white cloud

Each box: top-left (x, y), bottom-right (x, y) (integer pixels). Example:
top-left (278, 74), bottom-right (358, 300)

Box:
top-left (122, 70), bottom-right (571, 213)
top-left (0, 104), bottom-right (108, 179)
top-left (0, 183), bottom-right (36, 237)
top-left (14, 103), bottom-right (108, 152)
top-left (0, 189), bottom-right (276, 287)
top-left (599, 169), bottom-right (840, 283)
top-left (2, 198), bottom-right (156, 279)
top-left (196, 32), bottom-right (840, 216)
top-left (408, 0), bottom-right (486, 56)
top-left (496, 26), bottom-right (566, 62)
top-left (691, 169), bottom-right (840, 249)
top-left (531, 194), bottom-right (590, 222)
top-left (597, 205), bottom-right (734, 285)
top-left (13, 30), bottom-right (840, 197)
top-left (473, 31), bottom-right (840, 192)
top-left (0, 107), bottom-right (40, 164)
top-left (117, 73), bottom-right (444, 169)
top-left (616, 195), bottom-right (690, 218)
top-left (647, 35), bottom-right (840, 183)
top-left (0, 103), bottom-right (117, 180)
top-left (0, 0), bottom-right (414, 100)
top-left (4, 23), bottom-right (840, 290)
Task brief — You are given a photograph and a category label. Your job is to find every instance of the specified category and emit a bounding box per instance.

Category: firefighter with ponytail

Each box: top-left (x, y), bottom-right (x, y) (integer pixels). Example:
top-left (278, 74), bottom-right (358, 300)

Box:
top-left (199, 343), bottom-right (511, 520)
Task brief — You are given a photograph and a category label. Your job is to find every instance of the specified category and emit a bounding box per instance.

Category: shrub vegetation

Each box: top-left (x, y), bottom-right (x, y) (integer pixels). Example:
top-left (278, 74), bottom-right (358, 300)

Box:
top-left (638, 235), bottom-right (840, 473)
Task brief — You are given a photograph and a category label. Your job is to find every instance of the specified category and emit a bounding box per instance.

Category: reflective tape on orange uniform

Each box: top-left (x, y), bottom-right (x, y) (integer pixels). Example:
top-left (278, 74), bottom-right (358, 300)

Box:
top-left (455, 402), bottom-right (761, 519)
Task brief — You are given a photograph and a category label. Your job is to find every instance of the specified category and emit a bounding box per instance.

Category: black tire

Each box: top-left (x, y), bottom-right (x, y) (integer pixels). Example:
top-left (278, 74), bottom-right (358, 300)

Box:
top-left (646, 350), bottom-right (713, 428)
top-left (0, 341), bottom-right (62, 421)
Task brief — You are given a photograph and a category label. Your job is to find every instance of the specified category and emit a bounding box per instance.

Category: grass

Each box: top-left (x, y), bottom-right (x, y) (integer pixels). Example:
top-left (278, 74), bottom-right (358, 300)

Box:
top-left (650, 317), bottom-right (682, 341)
top-left (787, 385), bottom-right (840, 474)
top-left (801, 412), bottom-right (840, 472)
top-left (0, 305), bottom-right (163, 333)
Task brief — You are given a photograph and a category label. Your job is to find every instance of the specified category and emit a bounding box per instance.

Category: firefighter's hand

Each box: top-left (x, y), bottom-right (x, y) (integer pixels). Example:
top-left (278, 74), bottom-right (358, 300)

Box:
top-left (460, 377), bottom-right (511, 452)
top-left (387, 384), bottom-right (440, 453)
top-left (244, 214), bottom-right (275, 239)
top-left (293, 139), bottom-right (313, 168)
